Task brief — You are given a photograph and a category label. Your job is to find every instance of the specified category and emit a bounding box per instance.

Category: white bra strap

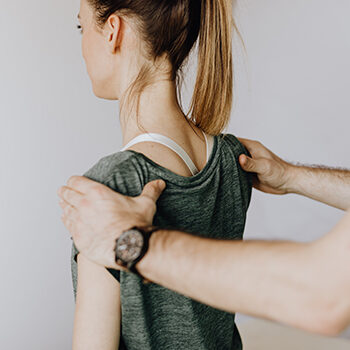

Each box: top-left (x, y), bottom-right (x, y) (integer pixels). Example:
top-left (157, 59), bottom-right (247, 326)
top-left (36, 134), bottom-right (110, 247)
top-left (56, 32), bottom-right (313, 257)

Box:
top-left (120, 133), bottom-right (200, 175)
top-left (201, 129), bottom-right (209, 162)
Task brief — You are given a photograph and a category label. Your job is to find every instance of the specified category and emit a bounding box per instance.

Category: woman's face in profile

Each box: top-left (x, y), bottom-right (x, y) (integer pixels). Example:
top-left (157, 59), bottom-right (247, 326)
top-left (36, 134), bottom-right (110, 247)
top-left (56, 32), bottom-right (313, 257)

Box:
top-left (77, 0), bottom-right (123, 100)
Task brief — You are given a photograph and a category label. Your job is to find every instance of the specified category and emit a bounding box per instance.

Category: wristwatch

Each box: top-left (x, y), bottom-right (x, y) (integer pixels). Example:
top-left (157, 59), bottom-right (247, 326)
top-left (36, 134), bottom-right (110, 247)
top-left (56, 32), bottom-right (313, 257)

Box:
top-left (114, 225), bottom-right (160, 282)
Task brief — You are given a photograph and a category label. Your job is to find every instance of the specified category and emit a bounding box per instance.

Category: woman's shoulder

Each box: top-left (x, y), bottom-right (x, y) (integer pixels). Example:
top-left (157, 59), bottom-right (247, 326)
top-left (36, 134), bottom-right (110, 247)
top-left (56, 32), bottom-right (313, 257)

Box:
top-left (219, 133), bottom-right (250, 158)
top-left (219, 132), bottom-right (253, 210)
top-left (82, 151), bottom-right (146, 196)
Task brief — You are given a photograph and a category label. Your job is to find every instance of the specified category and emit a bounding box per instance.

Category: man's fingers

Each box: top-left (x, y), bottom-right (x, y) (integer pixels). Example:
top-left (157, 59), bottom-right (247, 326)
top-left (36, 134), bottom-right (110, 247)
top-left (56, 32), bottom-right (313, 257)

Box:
top-left (140, 180), bottom-right (166, 203)
top-left (60, 198), bottom-right (80, 222)
top-left (239, 154), bottom-right (257, 173)
top-left (66, 175), bottom-right (100, 194)
top-left (57, 185), bottom-right (84, 207)
top-left (58, 175), bottom-right (109, 205)
top-left (61, 213), bottom-right (75, 235)
top-left (239, 154), bottom-right (269, 175)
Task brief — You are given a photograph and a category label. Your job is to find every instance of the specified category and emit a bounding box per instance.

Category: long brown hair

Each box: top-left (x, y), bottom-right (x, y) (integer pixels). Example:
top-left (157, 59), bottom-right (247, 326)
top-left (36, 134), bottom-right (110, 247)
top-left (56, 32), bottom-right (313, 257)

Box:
top-left (87, 0), bottom-right (237, 136)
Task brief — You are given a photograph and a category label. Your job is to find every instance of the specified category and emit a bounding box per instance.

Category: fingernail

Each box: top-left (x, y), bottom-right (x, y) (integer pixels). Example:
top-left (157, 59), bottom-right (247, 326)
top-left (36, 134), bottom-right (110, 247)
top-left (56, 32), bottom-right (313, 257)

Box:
top-left (158, 180), bottom-right (166, 190)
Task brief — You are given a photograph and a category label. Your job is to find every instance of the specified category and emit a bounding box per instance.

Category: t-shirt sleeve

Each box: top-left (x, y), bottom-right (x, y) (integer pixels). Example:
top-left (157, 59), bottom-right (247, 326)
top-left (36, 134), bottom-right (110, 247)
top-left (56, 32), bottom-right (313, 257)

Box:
top-left (222, 133), bottom-right (253, 212)
top-left (70, 152), bottom-right (145, 297)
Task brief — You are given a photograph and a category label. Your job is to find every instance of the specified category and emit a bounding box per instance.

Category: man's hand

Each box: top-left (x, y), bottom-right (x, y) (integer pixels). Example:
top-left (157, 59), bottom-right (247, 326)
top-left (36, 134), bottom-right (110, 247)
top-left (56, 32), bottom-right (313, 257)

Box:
top-left (57, 176), bottom-right (166, 268)
top-left (238, 138), bottom-right (295, 195)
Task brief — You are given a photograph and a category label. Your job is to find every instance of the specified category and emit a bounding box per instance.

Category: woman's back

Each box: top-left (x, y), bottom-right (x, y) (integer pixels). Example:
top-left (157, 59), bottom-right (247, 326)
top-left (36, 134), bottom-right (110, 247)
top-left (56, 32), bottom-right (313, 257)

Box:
top-left (120, 127), bottom-right (215, 178)
top-left (71, 132), bottom-right (252, 349)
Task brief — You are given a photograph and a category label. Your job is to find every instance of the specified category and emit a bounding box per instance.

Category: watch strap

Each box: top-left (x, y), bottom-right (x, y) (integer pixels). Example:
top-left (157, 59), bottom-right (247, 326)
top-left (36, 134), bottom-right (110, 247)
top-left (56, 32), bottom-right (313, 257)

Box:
top-left (126, 225), bottom-right (161, 282)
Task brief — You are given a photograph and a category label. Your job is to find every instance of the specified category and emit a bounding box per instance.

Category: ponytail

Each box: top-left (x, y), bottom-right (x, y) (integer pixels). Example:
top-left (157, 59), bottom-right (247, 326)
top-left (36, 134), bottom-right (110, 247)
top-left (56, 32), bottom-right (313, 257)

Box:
top-left (189, 0), bottom-right (235, 135)
top-left (88, 0), bottom-right (238, 136)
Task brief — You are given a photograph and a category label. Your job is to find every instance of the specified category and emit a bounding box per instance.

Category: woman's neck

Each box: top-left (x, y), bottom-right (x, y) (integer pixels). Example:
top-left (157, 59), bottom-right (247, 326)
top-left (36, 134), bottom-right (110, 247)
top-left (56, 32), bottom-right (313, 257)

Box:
top-left (119, 80), bottom-right (200, 148)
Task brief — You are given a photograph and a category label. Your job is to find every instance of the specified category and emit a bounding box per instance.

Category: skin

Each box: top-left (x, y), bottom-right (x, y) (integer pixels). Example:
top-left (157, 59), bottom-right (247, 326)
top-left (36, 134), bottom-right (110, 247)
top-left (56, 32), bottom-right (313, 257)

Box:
top-left (58, 138), bottom-right (350, 336)
top-left (68, 0), bottom-right (214, 348)
top-left (238, 138), bottom-right (350, 210)
top-left (78, 0), bottom-right (209, 174)
top-left (59, 0), bottom-right (350, 344)
top-left (135, 210), bottom-right (350, 336)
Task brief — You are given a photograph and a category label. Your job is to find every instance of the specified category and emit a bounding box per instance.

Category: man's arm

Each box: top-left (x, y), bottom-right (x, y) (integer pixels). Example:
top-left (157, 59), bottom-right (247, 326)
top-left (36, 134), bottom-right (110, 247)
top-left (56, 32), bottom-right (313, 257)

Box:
top-left (58, 156), bottom-right (350, 337)
top-left (238, 138), bottom-right (350, 210)
top-left (137, 210), bottom-right (350, 336)
top-left (287, 165), bottom-right (350, 210)
top-left (63, 174), bottom-right (350, 336)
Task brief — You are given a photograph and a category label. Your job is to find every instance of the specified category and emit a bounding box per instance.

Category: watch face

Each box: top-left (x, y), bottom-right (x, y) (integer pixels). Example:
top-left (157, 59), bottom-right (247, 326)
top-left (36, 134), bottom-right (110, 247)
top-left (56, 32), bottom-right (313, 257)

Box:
top-left (116, 229), bottom-right (144, 263)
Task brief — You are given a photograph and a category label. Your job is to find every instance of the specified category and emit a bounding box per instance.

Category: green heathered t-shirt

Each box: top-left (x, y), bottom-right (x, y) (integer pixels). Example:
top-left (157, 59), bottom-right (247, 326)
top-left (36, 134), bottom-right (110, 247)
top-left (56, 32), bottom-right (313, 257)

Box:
top-left (71, 132), bottom-right (252, 350)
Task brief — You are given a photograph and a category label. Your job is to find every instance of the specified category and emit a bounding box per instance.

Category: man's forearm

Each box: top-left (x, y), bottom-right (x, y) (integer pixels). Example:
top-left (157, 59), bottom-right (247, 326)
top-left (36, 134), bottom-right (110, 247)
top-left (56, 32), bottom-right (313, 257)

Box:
top-left (137, 214), bottom-right (350, 335)
top-left (237, 139), bottom-right (350, 210)
top-left (287, 165), bottom-right (350, 210)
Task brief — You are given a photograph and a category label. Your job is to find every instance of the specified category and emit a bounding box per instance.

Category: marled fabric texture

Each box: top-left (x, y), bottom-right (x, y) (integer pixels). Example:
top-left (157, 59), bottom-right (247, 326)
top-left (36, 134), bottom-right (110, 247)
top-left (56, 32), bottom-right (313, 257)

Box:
top-left (71, 133), bottom-right (252, 350)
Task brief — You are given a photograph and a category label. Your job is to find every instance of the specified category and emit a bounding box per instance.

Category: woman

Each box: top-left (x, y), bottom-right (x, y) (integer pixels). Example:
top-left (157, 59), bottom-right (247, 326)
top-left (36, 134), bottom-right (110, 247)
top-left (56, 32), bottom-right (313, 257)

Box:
top-left (71, 0), bottom-right (252, 349)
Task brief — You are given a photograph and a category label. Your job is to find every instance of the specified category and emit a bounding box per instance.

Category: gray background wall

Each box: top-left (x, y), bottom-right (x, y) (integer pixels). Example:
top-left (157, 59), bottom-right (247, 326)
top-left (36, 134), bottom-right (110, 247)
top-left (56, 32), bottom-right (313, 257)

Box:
top-left (1, 0), bottom-right (349, 348)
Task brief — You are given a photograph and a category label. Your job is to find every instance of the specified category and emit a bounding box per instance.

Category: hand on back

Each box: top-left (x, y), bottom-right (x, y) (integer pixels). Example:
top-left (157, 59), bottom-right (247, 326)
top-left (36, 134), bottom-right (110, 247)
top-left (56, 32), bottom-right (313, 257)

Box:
top-left (57, 176), bottom-right (166, 268)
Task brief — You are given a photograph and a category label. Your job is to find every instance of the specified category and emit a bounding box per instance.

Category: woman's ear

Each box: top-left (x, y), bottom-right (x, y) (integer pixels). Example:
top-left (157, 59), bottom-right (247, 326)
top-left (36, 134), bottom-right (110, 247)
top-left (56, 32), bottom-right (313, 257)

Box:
top-left (105, 14), bottom-right (121, 54)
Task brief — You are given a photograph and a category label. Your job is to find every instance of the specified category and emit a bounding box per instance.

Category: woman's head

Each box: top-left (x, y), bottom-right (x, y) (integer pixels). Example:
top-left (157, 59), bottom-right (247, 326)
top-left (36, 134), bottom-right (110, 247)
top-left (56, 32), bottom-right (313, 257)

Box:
top-left (77, 0), bottom-right (236, 135)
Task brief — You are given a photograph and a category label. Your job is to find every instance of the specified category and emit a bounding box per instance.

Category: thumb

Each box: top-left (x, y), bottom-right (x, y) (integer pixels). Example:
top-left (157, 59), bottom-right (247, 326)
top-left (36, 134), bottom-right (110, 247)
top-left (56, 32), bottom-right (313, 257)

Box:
top-left (240, 154), bottom-right (270, 176)
top-left (140, 179), bottom-right (166, 202)
top-left (239, 154), bottom-right (258, 173)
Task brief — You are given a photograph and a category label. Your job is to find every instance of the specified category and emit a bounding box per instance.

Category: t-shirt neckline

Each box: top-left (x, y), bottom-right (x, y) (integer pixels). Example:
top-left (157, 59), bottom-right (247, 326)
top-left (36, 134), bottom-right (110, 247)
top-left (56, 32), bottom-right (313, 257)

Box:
top-left (122, 134), bottom-right (220, 187)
